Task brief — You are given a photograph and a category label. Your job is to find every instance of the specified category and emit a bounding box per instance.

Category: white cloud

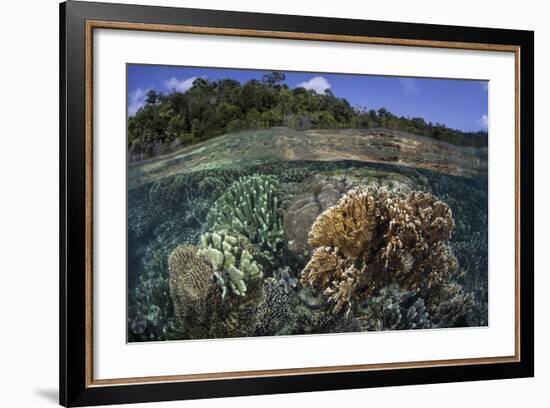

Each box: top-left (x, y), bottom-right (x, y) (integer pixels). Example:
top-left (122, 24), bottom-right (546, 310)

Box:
top-left (478, 114), bottom-right (489, 130)
top-left (128, 87), bottom-right (150, 116)
top-left (164, 76), bottom-right (197, 93)
top-left (297, 76), bottom-right (331, 94)
top-left (399, 78), bottom-right (420, 96)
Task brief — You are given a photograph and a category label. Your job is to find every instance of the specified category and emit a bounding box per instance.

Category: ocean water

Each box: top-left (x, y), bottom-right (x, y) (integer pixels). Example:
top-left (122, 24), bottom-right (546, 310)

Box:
top-left (127, 156), bottom-right (488, 342)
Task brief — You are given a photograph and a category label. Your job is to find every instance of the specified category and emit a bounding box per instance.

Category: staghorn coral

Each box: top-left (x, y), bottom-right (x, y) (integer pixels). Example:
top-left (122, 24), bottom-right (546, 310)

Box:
top-left (168, 244), bottom-right (214, 336)
top-left (302, 187), bottom-right (457, 314)
top-left (198, 230), bottom-right (263, 299)
top-left (205, 175), bottom-right (284, 256)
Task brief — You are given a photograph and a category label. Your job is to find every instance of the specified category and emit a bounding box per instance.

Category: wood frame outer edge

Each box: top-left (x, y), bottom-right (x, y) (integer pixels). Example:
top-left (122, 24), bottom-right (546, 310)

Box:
top-left (83, 18), bottom-right (522, 389)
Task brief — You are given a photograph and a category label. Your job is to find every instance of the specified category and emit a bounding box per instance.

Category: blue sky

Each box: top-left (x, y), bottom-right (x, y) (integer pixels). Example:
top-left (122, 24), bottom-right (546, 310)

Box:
top-left (128, 64), bottom-right (488, 132)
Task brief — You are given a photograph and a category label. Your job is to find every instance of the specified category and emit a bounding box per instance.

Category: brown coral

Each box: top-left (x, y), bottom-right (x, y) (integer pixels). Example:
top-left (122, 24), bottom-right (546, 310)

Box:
top-left (282, 175), bottom-right (344, 261)
top-left (218, 278), bottom-right (266, 337)
top-left (426, 281), bottom-right (474, 327)
top-left (301, 187), bottom-right (457, 313)
top-left (168, 242), bottom-right (265, 339)
top-left (168, 244), bottom-right (216, 337)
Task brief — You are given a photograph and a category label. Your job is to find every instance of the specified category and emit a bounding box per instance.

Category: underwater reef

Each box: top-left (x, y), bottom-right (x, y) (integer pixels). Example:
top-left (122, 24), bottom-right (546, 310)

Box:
top-left (302, 188), bottom-right (457, 314)
top-left (128, 160), bottom-right (487, 341)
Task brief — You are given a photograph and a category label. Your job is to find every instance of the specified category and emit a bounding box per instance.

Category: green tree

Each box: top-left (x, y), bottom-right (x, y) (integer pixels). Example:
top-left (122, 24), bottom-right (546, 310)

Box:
top-left (262, 71), bottom-right (286, 88)
top-left (145, 89), bottom-right (158, 105)
top-left (128, 74), bottom-right (488, 157)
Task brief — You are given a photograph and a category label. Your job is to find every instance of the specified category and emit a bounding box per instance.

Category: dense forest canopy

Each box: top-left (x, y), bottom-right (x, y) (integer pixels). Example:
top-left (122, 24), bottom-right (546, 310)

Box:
top-left (128, 72), bottom-right (488, 157)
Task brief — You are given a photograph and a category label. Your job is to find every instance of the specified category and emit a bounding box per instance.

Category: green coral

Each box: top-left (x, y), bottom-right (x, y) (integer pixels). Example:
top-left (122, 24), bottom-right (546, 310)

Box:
top-left (198, 231), bottom-right (263, 299)
top-left (205, 175), bottom-right (284, 254)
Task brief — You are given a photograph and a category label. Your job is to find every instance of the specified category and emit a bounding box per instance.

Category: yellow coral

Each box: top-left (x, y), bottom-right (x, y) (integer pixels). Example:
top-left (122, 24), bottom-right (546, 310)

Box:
top-left (308, 188), bottom-right (379, 259)
top-left (302, 187), bottom-right (457, 313)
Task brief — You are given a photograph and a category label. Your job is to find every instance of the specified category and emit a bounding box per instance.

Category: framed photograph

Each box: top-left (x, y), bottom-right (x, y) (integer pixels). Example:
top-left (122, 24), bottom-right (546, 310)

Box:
top-left (60, 1), bottom-right (534, 406)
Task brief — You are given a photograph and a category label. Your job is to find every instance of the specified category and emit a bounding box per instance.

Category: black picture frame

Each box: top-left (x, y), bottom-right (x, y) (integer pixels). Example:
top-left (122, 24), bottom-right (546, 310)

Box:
top-left (60, 1), bottom-right (534, 406)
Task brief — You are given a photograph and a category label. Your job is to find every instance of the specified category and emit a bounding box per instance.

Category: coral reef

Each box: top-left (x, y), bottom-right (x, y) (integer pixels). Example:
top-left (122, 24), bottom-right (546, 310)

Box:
top-left (426, 281), bottom-right (475, 328)
top-left (291, 298), bottom-right (362, 334)
top-left (197, 175), bottom-right (226, 199)
top-left (205, 175), bottom-right (284, 256)
top-left (127, 270), bottom-right (176, 342)
top-left (302, 187), bottom-right (457, 313)
top-left (168, 244), bottom-right (214, 336)
top-left (297, 287), bottom-right (326, 309)
top-left (214, 278), bottom-right (265, 338)
top-left (198, 230), bottom-right (263, 299)
top-left (357, 284), bottom-right (431, 330)
top-left (281, 175), bottom-right (343, 262)
top-left (167, 239), bottom-right (266, 338)
top-left (255, 277), bottom-right (294, 335)
top-left (273, 266), bottom-right (298, 294)
top-left (128, 159), bottom-right (488, 342)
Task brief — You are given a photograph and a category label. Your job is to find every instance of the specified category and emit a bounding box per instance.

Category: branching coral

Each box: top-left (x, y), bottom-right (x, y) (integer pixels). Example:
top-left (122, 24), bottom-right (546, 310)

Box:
top-left (198, 230), bottom-right (263, 299)
top-left (127, 272), bottom-right (177, 341)
top-left (301, 187), bottom-right (457, 313)
top-left (273, 266), bottom-right (298, 294)
top-left (357, 284), bottom-right (431, 331)
top-left (426, 281), bottom-right (474, 328)
top-left (205, 175), bottom-right (283, 255)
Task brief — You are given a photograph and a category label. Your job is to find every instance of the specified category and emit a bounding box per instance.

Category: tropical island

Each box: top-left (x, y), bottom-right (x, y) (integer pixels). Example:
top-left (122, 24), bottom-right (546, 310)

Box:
top-left (128, 72), bottom-right (487, 161)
